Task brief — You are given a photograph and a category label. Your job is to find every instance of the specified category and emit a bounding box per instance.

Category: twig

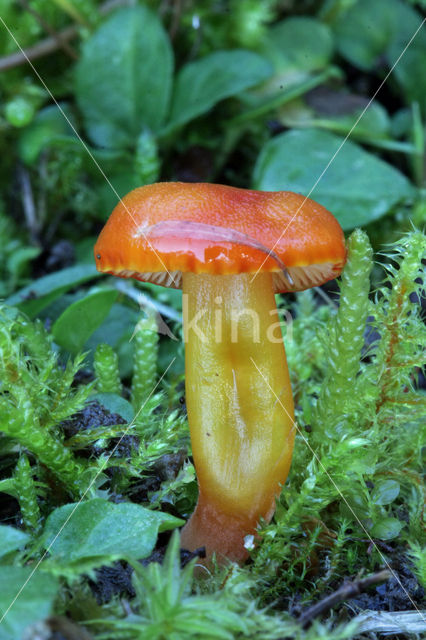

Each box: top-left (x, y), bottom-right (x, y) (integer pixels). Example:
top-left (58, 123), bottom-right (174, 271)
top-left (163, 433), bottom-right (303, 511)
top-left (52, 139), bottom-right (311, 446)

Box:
top-left (18, 0), bottom-right (78, 60)
top-left (17, 165), bottom-right (40, 246)
top-left (0, 0), bottom-right (131, 72)
top-left (0, 24), bottom-right (77, 71)
top-left (298, 569), bottom-right (391, 629)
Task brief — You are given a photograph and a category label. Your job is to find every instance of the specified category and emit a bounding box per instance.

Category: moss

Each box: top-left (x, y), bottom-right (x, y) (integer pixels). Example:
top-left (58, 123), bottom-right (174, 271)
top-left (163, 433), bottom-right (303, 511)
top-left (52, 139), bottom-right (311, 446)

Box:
top-left (251, 230), bottom-right (425, 600)
top-left (131, 314), bottom-right (159, 411)
top-left (94, 343), bottom-right (122, 395)
top-left (0, 305), bottom-right (91, 497)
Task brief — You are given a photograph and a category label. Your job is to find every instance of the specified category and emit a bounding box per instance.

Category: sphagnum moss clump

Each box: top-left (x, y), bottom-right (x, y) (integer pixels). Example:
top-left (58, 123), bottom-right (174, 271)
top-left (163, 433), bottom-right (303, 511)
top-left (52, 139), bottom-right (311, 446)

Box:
top-left (314, 228), bottom-right (374, 435)
top-left (94, 342), bottom-right (122, 395)
top-left (131, 313), bottom-right (159, 410)
top-left (0, 305), bottom-right (91, 497)
top-left (251, 230), bottom-right (425, 598)
top-left (13, 454), bottom-right (41, 533)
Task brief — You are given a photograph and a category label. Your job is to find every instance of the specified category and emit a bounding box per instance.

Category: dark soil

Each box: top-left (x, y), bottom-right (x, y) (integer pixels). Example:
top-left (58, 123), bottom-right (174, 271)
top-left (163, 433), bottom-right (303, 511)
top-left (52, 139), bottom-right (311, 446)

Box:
top-left (60, 401), bottom-right (137, 460)
top-left (89, 545), bottom-right (206, 604)
top-left (350, 559), bottom-right (425, 613)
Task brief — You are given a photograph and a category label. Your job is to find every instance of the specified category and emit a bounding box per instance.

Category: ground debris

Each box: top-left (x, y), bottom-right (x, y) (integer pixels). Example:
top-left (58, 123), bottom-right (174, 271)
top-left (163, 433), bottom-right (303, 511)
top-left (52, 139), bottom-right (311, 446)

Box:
top-left (298, 570), bottom-right (392, 629)
top-left (60, 401), bottom-right (138, 459)
top-left (60, 401), bottom-right (127, 439)
top-left (350, 560), bottom-right (425, 612)
top-left (354, 610), bottom-right (426, 636)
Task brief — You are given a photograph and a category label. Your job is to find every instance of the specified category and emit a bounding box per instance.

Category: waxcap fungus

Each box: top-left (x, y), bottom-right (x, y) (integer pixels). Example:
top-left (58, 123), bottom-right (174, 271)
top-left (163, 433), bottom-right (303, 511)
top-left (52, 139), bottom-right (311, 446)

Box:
top-left (94, 182), bottom-right (346, 293)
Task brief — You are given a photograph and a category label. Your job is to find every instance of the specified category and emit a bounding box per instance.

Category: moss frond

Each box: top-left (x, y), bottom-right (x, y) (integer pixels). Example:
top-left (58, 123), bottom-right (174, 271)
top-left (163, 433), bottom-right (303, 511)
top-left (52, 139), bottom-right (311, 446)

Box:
top-left (0, 305), bottom-right (91, 496)
top-left (131, 314), bottom-right (159, 410)
top-left (314, 229), bottom-right (374, 438)
top-left (13, 454), bottom-right (41, 532)
top-left (252, 230), bottom-right (425, 593)
top-left (94, 343), bottom-right (122, 395)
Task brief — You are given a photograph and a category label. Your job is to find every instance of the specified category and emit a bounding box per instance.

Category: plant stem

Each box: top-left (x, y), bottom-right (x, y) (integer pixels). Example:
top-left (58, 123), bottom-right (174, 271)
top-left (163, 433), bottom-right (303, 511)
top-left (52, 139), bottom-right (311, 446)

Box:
top-left (181, 272), bottom-right (295, 563)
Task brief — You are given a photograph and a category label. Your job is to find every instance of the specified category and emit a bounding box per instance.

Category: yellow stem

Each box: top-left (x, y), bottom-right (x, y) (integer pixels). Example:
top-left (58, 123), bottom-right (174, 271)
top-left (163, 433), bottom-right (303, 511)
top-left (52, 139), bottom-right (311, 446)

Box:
top-left (181, 272), bottom-right (295, 563)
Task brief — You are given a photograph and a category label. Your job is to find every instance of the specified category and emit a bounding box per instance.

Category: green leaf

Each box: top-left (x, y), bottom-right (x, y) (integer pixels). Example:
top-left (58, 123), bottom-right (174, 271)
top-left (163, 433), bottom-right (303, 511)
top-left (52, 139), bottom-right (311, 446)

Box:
top-left (41, 498), bottom-right (183, 575)
top-left (18, 103), bottom-right (75, 165)
top-left (371, 479), bottom-right (400, 506)
top-left (334, 0), bottom-right (395, 71)
top-left (86, 302), bottom-right (140, 356)
top-left (370, 517), bottom-right (403, 540)
top-left (5, 264), bottom-right (102, 318)
top-left (339, 489), bottom-right (370, 521)
top-left (52, 289), bottom-right (118, 354)
top-left (89, 392), bottom-right (134, 422)
top-left (0, 567), bottom-right (59, 640)
top-left (333, 0), bottom-right (426, 113)
top-left (0, 525), bottom-right (29, 559)
top-left (279, 89), bottom-right (390, 141)
top-left (253, 128), bottom-right (414, 230)
top-left (386, 1), bottom-right (426, 114)
top-left (0, 480), bottom-right (16, 500)
top-left (75, 6), bottom-right (173, 148)
top-left (7, 246), bottom-right (40, 280)
top-left (45, 135), bottom-right (132, 177)
top-left (86, 302), bottom-right (140, 378)
top-left (167, 50), bottom-right (272, 130)
top-left (261, 17), bottom-right (333, 73)
top-left (97, 170), bottom-right (140, 217)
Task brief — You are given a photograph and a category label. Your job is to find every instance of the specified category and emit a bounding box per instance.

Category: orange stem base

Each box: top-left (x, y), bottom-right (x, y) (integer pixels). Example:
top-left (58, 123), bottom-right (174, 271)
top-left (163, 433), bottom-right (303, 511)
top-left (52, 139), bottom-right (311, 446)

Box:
top-left (181, 491), bottom-right (260, 565)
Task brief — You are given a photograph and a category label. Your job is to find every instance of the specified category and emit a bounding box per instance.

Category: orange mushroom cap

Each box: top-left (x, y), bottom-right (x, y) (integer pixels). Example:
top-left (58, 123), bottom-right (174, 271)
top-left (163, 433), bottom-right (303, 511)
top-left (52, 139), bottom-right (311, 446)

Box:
top-left (94, 182), bottom-right (346, 293)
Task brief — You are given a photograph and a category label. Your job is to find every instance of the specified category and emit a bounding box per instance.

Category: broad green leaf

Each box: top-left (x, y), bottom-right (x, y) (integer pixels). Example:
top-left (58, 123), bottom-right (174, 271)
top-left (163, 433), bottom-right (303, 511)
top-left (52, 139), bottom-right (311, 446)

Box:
top-left (38, 291), bottom-right (85, 326)
top-left (41, 498), bottom-right (183, 574)
top-left (371, 517), bottom-right (403, 540)
top-left (249, 18), bottom-right (334, 107)
top-left (311, 103), bottom-right (390, 141)
top-left (333, 0), bottom-right (426, 113)
top-left (261, 17), bottom-right (333, 73)
top-left (86, 302), bottom-right (140, 378)
top-left (334, 0), bottom-right (395, 70)
top-left (5, 264), bottom-right (101, 318)
top-left (0, 567), bottom-right (58, 640)
top-left (0, 525), bottom-right (29, 559)
top-left (0, 480), bottom-right (16, 500)
top-left (44, 135), bottom-right (132, 177)
top-left (339, 490), bottom-right (370, 521)
top-left (278, 90), bottom-right (390, 141)
top-left (386, 1), bottom-right (426, 114)
top-left (371, 479), bottom-right (400, 506)
top-left (7, 247), bottom-right (40, 280)
top-left (75, 6), bottom-right (173, 148)
top-left (52, 289), bottom-right (118, 354)
top-left (97, 170), bottom-right (140, 217)
top-left (167, 50), bottom-right (272, 130)
top-left (253, 129), bottom-right (414, 229)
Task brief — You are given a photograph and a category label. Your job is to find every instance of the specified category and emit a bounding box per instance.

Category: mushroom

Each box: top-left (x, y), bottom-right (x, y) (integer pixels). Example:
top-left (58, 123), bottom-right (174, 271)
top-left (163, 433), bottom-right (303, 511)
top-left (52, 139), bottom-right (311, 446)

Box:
top-left (94, 182), bottom-right (346, 564)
